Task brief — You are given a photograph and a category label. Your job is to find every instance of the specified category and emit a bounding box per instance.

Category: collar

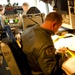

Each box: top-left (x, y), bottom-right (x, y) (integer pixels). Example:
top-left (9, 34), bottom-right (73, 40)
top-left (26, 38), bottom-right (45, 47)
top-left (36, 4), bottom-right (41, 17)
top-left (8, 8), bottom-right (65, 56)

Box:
top-left (35, 25), bottom-right (55, 35)
top-left (43, 28), bottom-right (55, 35)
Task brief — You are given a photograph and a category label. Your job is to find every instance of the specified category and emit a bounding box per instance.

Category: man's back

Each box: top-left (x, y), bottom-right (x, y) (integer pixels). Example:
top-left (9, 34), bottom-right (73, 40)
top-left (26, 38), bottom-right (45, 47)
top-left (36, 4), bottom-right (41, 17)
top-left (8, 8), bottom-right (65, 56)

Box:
top-left (21, 25), bottom-right (60, 75)
top-left (21, 12), bottom-right (66, 75)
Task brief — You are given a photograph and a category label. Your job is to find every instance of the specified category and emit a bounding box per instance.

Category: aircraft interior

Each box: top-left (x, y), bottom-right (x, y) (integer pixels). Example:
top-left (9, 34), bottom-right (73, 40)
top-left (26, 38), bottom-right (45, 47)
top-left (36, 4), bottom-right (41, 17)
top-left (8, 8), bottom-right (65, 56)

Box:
top-left (0, 0), bottom-right (75, 75)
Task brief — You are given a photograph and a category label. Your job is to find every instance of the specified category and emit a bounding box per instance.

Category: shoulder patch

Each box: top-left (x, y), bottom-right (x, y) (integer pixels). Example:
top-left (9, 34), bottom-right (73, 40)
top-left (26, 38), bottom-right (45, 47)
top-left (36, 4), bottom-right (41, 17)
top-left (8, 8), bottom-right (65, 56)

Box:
top-left (45, 46), bottom-right (56, 56)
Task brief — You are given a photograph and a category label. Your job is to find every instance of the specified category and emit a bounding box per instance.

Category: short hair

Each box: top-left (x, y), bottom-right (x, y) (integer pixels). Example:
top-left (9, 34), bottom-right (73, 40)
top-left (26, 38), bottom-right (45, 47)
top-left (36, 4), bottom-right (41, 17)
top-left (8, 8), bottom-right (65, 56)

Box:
top-left (0, 4), bottom-right (3, 11)
top-left (22, 2), bottom-right (29, 7)
top-left (45, 12), bottom-right (62, 24)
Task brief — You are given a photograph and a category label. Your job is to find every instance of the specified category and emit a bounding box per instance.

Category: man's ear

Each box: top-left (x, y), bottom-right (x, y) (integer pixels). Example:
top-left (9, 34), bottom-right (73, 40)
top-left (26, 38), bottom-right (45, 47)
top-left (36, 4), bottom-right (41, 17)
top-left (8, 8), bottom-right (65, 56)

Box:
top-left (53, 23), bottom-right (56, 28)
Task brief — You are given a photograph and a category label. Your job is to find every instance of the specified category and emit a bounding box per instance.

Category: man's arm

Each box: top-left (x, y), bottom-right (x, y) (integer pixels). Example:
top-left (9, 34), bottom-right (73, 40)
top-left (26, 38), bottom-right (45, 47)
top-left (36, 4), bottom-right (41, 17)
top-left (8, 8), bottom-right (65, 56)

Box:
top-left (37, 45), bottom-right (65, 75)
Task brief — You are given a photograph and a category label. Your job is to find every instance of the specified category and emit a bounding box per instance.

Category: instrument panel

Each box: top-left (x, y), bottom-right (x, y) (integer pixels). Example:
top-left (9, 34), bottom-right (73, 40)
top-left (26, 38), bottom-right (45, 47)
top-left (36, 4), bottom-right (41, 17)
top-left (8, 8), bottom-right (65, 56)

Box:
top-left (5, 14), bottom-right (22, 27)
top-left (4, 6), bottom-right (23, 28)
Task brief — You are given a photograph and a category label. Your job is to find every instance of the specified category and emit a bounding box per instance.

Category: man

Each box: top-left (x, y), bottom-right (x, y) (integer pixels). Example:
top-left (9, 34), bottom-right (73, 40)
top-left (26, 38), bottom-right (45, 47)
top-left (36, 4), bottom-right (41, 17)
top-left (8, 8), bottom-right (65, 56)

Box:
top-left (20, 2), bottom-right (29, 29)
top-left (22, 2), bottom-right (29, 15)
top-left (21, 12), bottom-right (66, 75)
top-left (0, 4), bottom-right (5, 67)
top-left (0, 4), bottom-right (5, 26)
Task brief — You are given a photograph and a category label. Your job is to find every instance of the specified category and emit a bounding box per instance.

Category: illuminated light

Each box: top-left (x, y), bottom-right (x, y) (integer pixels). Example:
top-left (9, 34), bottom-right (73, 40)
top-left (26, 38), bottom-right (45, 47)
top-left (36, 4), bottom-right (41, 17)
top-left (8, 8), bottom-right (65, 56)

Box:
top-left (9, 19), bottom-right (13, 23)
top-left (5, 19), bottom-right (9, 23)
top-left (14, 19), bottom-right (19, 23)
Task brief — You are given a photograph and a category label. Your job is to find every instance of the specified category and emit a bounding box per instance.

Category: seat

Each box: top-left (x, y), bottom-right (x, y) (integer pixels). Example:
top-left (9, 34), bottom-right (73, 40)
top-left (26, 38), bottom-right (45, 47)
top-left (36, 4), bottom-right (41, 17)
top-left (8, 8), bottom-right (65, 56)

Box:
top-left (26, 6), bottom-right (41, 14)
top-left (22, 13), bottom-right (45, 30)
top-left (1, 25), bottom-right (31, 75)
top-left (1, 42), bottom-right (21, 75)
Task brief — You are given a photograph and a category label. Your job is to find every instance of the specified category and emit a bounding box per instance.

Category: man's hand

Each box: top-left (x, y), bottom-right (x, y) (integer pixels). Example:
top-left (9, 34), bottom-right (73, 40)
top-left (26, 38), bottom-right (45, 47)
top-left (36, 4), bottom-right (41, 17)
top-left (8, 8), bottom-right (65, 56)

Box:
top-left (56, 47), bottom-right (67, 54)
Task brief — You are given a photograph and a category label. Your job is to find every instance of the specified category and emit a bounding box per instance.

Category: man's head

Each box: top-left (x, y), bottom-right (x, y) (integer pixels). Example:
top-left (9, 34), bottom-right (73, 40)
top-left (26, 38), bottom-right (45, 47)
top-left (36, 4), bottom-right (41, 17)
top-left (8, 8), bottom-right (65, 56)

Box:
top-left (0, 4), bottom-right (5, 15)
top-left (41, 12), bottom-right (62, 33)
top-left (22, 2), bottom-right (29, 12)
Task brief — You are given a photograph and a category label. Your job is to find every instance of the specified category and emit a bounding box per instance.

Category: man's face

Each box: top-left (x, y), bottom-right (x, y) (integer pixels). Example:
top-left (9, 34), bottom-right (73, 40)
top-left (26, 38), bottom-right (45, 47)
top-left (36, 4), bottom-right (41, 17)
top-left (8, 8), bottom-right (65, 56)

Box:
top-left (1, 7), bottom-right (5, 15)
top-left (22, 6), bottom-right (29, 12)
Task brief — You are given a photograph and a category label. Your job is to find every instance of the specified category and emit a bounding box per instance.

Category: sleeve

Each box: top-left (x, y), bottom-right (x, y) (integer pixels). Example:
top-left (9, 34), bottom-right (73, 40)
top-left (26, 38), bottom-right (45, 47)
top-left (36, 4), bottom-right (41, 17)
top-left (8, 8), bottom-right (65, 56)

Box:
top-left (37, 45), bottom-right (65, 75)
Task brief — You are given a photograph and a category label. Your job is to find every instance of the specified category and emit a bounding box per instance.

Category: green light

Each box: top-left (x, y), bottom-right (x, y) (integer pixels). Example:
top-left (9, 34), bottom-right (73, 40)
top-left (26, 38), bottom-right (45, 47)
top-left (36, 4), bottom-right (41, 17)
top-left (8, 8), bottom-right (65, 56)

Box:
top-left (5, 19), bottom-right (9, 23)
top-left (14, 19), bottom-right (19, 23)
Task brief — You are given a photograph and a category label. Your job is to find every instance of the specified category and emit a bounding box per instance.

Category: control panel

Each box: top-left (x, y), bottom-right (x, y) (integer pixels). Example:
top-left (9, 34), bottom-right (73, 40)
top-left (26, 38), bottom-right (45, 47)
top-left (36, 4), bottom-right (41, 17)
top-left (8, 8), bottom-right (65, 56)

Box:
top-left (4, 6), bottom-right (23, 28)
top-left (5, 14), bottom-right (22, 27)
